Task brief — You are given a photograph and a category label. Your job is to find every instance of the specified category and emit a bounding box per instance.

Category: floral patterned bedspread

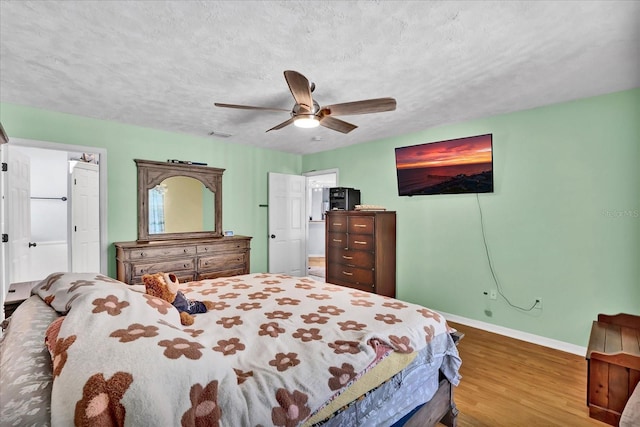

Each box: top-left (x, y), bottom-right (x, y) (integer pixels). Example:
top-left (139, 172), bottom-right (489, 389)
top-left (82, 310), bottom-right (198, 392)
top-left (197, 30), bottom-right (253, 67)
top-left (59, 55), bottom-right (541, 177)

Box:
top-left (34, 272), bottom-right (460, 427)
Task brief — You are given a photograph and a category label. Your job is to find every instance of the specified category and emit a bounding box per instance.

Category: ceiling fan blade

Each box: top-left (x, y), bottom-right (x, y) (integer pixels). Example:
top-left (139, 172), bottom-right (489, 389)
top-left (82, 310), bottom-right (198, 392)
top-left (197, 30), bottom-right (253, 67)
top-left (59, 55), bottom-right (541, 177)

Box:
top-left (322, 97), bottom-right (396, 116)
top-left (320, 116), bottom-right (358, 134)
top-left (214, 102), bottom-right (289, 112)
top-left (266, 117), bottom-right (295, 132)
top-left (283, 70), bottom-right (313, 112)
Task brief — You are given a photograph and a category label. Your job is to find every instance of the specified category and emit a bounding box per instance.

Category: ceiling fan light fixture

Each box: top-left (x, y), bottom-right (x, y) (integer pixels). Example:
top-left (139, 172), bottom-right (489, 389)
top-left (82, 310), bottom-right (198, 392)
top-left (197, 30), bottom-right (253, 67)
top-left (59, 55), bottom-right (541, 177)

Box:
top-left (294, 115), bottom-right (320, 129)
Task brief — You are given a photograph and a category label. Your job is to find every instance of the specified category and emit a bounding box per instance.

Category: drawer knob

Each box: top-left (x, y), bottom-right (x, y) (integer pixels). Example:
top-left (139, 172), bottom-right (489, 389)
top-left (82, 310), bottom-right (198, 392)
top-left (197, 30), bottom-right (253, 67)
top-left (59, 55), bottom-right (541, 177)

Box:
top-left (184, 249), bottom-right (188, 253)
top-left (342, 255), bottom-right (353, 260)
top-left (139, 252), bottom-right (146, 257)
top-left (354, 240), bottom-right (367, 245)
top-left (342, 271), bottom-right (353, 276)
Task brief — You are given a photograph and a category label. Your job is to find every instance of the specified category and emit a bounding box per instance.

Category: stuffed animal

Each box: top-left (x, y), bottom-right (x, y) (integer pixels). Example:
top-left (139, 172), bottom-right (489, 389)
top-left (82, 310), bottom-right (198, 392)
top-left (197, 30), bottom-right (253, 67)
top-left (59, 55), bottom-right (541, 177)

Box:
top-left (142, 272), bottom-right (215, 326)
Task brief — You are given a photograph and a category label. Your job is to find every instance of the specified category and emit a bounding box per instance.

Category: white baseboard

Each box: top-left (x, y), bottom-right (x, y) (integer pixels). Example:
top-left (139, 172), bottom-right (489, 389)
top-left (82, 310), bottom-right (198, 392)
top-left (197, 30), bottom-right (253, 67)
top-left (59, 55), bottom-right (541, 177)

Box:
top-left (440, 311), bottom-right (587, 356)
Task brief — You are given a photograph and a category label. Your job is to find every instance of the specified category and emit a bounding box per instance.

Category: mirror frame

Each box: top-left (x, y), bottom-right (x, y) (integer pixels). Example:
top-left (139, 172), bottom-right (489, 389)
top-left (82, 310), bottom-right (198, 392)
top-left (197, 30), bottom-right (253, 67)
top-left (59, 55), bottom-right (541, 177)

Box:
top-left (136, 159), bottom-right (224, 242)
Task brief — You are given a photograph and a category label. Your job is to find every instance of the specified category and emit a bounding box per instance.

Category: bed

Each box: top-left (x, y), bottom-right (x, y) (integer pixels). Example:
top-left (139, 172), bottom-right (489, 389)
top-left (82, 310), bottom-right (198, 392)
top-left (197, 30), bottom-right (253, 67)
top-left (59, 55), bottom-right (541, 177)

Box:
top-left (0, 272), bottom-right (461, 426)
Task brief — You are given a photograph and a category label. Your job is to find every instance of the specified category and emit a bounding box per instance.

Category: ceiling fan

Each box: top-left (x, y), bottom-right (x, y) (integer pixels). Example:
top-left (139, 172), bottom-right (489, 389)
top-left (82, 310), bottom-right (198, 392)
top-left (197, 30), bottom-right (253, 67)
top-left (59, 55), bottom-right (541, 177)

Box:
top-left (214, 70), bottom-right (396, 134)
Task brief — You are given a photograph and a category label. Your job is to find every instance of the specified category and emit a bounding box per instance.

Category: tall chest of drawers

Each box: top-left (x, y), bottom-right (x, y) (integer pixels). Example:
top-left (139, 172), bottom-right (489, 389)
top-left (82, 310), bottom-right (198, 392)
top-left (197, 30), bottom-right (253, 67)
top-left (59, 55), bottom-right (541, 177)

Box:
top-left (115, 236), bottom-right (251, 285)
top-left (325, 211), bottom-right (396, 297)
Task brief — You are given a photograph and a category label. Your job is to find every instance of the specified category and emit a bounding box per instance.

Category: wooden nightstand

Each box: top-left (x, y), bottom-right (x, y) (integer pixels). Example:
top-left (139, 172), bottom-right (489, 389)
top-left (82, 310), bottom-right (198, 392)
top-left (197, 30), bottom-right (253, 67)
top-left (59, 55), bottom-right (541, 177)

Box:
top-left (586, 313), bottom-right (640, 425)
top-left (3, 280), bottom-right (40, 319)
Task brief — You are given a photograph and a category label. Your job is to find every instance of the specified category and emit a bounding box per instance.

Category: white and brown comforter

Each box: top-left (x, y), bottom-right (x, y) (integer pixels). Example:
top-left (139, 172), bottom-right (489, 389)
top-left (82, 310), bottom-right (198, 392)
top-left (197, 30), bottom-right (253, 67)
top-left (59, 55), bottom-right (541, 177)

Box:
top-left (34, 272), bottom-right (461, 426)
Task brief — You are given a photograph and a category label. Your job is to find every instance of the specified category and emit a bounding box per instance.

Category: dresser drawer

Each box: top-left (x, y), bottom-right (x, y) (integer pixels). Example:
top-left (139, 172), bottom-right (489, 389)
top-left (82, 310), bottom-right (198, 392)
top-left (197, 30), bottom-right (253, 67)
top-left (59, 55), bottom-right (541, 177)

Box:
top-left (330, 279), bottom-right (376, 294)
top-left (348, 216), bottom-right (374, 234)
top-left (199, 252), bottom-right (247, 271)
top-left (327, 232), bottom-right (348, 248)
top-left (174, 273), bottom-right (196, 284)
top-left (198, 268), bottom-right (247, 280)
top-left (197, 240), bottom-right (249, 254)
top-left (328, 248), bottom-right (374, 269)
top-left (348, 234), bottom-right (375, 251)
top-left (327, 263), bottom-right (374, 287)
top-left (327, 217), bottom-right (348, 233)
top-left (130, 272), bottom-right (195, 286)
top-left (133, 258), bottom-right (196, 276)
top-left (128, 245), bottom-right (196, 260)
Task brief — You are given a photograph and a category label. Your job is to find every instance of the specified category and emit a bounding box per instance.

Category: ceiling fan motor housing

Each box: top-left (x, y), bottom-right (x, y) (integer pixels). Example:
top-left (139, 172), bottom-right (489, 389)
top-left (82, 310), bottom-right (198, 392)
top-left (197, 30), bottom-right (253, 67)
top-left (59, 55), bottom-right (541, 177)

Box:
top-left (292, 100), bottom-right (320, 116)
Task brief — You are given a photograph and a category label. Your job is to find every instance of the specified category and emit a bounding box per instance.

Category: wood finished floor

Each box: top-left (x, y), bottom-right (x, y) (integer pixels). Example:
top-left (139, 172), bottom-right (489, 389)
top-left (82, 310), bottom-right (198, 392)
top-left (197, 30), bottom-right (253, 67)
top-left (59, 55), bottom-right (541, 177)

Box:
top-left (445, 322), bottom-right (607, 427)
top-left (309, 256), bottom-right (325, 268)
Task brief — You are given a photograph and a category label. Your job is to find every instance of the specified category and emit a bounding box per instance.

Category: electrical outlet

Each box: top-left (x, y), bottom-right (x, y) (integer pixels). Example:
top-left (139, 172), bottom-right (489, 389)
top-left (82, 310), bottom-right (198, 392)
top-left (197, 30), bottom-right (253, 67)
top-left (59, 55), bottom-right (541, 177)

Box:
top-left (535, 297), bottom-right (543, 309)
top-left (489, 290), bottom-right (497, 300)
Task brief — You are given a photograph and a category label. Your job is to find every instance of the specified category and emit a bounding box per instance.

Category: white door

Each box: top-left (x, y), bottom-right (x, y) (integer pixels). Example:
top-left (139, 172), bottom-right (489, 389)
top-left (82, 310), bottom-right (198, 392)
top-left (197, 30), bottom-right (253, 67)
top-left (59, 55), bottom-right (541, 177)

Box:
top-left (268, 172), bottom-right (306, 276)
top-left (71, 162), bottom-right (100, 272)
top-left (7, 146), bottom-right (31, 283)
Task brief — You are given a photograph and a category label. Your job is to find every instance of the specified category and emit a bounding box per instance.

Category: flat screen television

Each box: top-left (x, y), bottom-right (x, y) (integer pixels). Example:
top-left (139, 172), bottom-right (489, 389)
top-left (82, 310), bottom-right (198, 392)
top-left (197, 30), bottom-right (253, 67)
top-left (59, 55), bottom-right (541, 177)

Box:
top-left (395, 134), bottom-right (493, 196)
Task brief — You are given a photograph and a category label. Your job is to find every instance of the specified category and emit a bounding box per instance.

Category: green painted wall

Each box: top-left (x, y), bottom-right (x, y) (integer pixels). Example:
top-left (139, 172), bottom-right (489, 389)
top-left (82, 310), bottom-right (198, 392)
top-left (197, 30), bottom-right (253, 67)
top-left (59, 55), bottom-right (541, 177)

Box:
top-left (0, 103), bottom-right (301, 276)
top-left (303, 88), bottom-right (640, 347)
top-left (2, 89), bottom-right (638, 347)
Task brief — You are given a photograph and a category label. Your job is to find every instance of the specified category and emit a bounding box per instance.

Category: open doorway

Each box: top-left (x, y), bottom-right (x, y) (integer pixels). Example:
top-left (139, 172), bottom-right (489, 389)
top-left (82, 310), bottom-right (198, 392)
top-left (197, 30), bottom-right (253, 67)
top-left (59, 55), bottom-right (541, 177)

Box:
top-left (5, 138), bottom-right (107, 283)
top-left (304, 169), bottom-right (338, 279)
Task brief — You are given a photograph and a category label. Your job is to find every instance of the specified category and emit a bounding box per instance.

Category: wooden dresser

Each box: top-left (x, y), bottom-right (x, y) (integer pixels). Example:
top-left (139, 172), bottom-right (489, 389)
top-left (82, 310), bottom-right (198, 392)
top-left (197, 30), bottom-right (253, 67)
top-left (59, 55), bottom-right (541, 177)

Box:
top-left (586, 313), bottom-right (640, 426)
top-left (115, 236), bottom-right (251, 285)
top-left (325, 210), bottom-right (396, 297)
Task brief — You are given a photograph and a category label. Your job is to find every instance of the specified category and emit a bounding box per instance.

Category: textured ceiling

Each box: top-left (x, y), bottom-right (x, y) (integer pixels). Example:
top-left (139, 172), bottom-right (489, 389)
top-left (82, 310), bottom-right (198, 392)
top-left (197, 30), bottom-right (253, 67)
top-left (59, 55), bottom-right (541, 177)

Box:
top-left (1, 1), bottom-right (639, 155)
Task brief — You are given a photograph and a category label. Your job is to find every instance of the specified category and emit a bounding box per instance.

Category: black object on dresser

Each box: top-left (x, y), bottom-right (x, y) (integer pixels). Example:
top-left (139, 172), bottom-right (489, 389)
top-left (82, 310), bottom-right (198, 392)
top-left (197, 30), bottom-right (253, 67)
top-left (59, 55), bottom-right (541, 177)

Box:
top-left (325, 210), bottom-right (396, 297)
top-left (329, 187), bottom-right (361, 211)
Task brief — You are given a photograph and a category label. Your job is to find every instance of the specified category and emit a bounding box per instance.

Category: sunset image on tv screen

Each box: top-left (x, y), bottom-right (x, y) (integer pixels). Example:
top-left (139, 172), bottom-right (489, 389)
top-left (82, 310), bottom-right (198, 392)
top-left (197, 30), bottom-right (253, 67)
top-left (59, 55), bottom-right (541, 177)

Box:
top-left (395, 134), bottom-right (493, 196)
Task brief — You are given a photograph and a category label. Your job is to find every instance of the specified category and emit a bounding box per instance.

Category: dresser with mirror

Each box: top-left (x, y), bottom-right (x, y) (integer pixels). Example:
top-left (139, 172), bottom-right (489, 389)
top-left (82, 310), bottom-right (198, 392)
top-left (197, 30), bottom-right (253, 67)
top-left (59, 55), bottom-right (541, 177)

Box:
top-left (115, 159), bottom-right (251, 285)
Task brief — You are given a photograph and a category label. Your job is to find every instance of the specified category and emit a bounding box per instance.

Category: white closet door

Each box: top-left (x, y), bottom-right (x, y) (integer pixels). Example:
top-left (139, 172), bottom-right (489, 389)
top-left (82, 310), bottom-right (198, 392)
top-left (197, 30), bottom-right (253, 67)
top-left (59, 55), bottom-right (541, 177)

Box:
top-left (8, 147), bottom-right (31, 283)
top-left (71, 162), bottom-right (100, 273)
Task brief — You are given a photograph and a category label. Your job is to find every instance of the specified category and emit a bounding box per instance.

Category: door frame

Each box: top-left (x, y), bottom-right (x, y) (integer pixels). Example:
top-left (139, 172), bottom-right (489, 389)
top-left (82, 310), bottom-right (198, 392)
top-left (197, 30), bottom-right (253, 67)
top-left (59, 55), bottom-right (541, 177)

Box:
top-left (8, 138), bottom-right (108, 275)
top-left (303, 168), bottom-right (338, 261)
top-left (0, 125), bottom-right (9, 312)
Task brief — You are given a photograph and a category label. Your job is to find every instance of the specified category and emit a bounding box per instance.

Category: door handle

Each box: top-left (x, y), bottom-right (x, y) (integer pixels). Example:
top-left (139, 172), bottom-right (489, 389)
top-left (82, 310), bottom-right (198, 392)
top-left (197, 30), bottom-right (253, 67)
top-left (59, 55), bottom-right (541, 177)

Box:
top-left (270, 234), bottom-right (276, 239)
top-left (29, 242), bottom-right (37, 248)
